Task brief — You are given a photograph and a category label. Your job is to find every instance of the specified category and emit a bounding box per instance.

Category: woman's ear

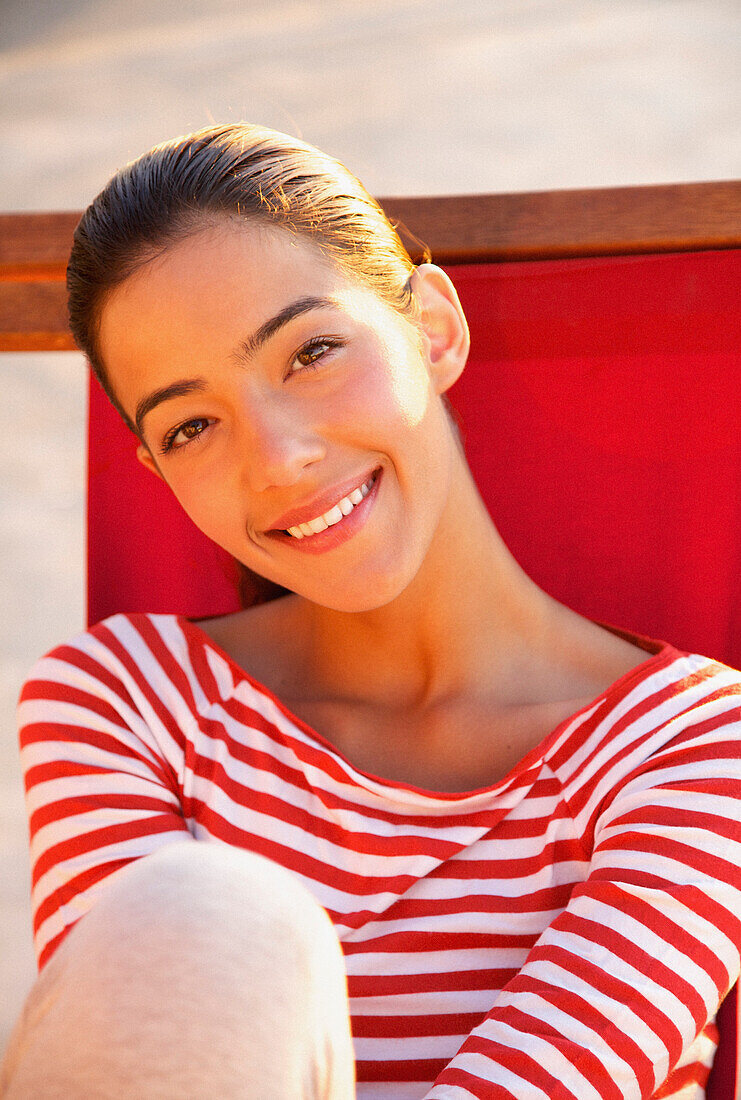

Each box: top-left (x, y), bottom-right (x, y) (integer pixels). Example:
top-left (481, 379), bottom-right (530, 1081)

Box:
top-left (136, 442), bottom-right (164, 481)
top-left (408, 264), bottom-right (470, 394)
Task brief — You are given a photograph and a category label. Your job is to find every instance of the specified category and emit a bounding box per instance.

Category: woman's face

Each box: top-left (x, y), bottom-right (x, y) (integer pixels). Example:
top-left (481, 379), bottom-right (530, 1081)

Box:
top-left (98, 221), bottom-right (468, 612)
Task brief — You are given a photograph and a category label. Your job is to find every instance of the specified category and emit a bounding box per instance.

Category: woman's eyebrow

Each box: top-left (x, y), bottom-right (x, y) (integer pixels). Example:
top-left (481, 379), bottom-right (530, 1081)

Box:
top-left (232, 295), bottom-right (339, 363)
top-left (135, 297), bottom-right (340, 434)
top-left (135, 379), bottom-right (208, 437)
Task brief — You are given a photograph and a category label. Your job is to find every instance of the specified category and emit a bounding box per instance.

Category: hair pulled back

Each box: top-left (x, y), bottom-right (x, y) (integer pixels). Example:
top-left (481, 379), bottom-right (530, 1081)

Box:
top-left (67, 123), bottom-right (428, 432)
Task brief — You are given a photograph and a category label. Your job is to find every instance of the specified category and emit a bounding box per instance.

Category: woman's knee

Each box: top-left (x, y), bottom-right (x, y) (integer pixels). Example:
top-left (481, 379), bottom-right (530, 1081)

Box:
top-left (1, 842), bottom-right (354, 1098)
top-left (58, 840), bottom-right (348, 1030)
top-left (82, 840), bottom-right (338, 962)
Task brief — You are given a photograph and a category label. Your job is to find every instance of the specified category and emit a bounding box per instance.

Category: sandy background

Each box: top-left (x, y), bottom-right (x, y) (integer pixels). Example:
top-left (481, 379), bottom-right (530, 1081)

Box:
top-left (2, 0), bottom-right (740, 1056)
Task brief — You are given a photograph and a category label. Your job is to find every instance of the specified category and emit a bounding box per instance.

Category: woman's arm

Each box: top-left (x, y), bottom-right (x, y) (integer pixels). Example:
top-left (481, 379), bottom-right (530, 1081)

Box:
top-left (18, 615), bottom-right (193, 969)
top-left (427, 689), bottom-right (741, 1099)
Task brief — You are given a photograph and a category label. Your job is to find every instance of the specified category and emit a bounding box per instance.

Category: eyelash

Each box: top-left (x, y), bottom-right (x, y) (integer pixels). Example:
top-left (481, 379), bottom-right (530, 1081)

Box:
top-left (159, 416), bottom-right (212, 455)
top-left (158, 335), bottom-right (345, 455)
top-left (289, 336), bottom-right (344, 374)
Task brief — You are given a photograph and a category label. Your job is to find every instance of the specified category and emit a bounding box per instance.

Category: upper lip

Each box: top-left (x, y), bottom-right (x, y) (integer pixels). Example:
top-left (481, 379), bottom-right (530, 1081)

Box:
top-left (267, 468), bottom-right (379, 532)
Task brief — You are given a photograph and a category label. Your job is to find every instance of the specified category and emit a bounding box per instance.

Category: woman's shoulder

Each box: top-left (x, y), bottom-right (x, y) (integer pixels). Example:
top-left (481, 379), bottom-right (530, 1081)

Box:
top-left (19, 613), bottom-right (182, 705)
top-left (28, 611), bottom-right (182, 667)
top-left (23, 602), bottom-right (299, 698)
top-left (555, 643), bottom-right (741, 780)
top-left (18, 609), bottom-right (281, 738)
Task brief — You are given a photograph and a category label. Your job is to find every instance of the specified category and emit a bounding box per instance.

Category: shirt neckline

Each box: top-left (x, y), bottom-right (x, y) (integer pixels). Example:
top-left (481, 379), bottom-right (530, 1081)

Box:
top-left (174, 613), bottom-right (681, 803)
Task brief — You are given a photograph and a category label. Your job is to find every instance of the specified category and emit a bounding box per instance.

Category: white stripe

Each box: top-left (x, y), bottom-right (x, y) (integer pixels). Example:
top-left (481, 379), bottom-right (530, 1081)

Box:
top-left (568, 894), bottom-right (723, 1011)
top-left (357, 1083), bottom-right (436, 1099)
top-left (187, 712), bottom-right (497, 842)
top-left (189, 776), bottom-right (447, 877)
top-left (524, 946), bottom-right (689, 1063)
top-left (30, 805), bottom-right (168, 875)
top-left (341, 909), bottom-right (546, 941)
top-left (353, 1034), bottom-right (464, 1059)
top-left (19, 694), bottom-right (168, 770)
top-left (33, 832), bottom-right (188, 958)
top-left (349, 989), bottom-right (502, 1015)
top-left (344, 947), bottom-right (526, 979)
top-left (427, 1047), bottom-right (552, 1099)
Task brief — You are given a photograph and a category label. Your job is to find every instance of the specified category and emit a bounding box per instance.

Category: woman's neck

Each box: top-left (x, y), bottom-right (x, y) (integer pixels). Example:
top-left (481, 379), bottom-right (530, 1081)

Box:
top-left (292, 456), bottom-right (557, 710)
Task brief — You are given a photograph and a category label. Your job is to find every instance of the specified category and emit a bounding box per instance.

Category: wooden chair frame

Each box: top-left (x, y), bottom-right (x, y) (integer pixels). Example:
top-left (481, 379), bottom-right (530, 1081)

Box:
top-left (2, 180), bottom-right (740, 351)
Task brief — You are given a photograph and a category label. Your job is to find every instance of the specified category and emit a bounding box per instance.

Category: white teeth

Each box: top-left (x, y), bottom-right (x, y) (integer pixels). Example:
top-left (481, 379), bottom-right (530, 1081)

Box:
top-left (285, 473), bottom-right (377, 537)
top-left (324, 505), bottom-right (344, 526)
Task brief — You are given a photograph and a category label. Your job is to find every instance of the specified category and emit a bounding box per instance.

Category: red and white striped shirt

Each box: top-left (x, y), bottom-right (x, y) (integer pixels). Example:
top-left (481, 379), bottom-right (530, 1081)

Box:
top-left (18, 612), bottom-right (741, 1099)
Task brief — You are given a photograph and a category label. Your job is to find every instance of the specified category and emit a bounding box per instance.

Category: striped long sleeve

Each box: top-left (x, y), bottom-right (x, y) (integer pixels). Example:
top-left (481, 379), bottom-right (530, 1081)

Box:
top-left (17, 613), bottom-right (741, 1099)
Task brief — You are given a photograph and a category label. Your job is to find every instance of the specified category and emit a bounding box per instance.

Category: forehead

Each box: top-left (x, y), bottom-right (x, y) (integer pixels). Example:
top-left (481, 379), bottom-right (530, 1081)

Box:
top-left (97, 220), bottom-right (384, 412)
top-left (100, 220), bottom-right (346, 345)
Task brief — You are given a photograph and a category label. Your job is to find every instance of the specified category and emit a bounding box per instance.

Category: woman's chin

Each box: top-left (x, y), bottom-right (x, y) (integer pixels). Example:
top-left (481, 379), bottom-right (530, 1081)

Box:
top-left (289, 562), bottom-right (421, 615)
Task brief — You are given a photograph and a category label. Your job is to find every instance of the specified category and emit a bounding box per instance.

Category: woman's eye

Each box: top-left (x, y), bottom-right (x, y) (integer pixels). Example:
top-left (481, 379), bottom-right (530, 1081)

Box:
top-left (160, 417), bottom-right (212, 454)
top-left (290, 338), bottom-right (343, 374)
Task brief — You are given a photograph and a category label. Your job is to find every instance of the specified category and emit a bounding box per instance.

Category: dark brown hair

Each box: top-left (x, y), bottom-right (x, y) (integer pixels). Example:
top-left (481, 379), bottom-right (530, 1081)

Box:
top-left (67, 123), bottom-right (429, 434)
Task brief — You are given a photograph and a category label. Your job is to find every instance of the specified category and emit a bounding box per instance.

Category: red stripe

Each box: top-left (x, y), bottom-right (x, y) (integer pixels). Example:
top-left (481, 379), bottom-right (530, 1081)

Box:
top-left (348, 968), bottom-right (518, 997)
top-left (587, 867), bottom-right (741, 956)
top-left (342, 930), bottom-right (537, 954)
top-left (352, 1011), bottom-right (480, 1038)
top-left (571, 879), bottom-right (731, 997)
top-left (551, 910), bottom-right (708, 1034)
top-left (22, 723), bottom-right (176, 790)
top-left (562, 663), bottom-right (725, 819)
top-left (21, 643), bottom-right (139, 711)
top-left (434, 1033), bottom-right (577, 1097)
top-left (31, 812), bottom-right (186, 886)
top-left (505, 973), bottom-right (652, 1093)
top-left (20, 681), bottom-right (135, 731)
top-left (338, 884), bottom-right (574, 929)
top-left (34, 855), bottom-right (136, 964)
top-left (38, 925), bottom-right (70, 970)
top-left (190, 752), bottom-right (465, 860)
top-left (355, 1056), bottom-right (445, 1084)
top-left (93, 621), bottom-right (187, 757)
top-left (525, 941), bottom-right (683, 1061)
top-left (427, 836), bottom-right (590, 879)
top-left (607, 803), bottom-right (741, 846)
top-left (597, 831), bottom-right (741, 890)
top-left (29, 792), bottom-right (178, 834)
top-left (428, 1066), bottom-right (516, 1096)
top-left (484, 1005), bottom-right (625, 1100)
top-left (654, 1058), bottom-right (711, 1097)
top-left (548, 647), bottom-right (686, 776)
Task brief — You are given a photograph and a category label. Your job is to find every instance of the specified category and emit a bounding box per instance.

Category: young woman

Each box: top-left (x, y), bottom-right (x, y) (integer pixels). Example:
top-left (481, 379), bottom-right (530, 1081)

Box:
top-left (3, 124), bottom-right (741, 1099)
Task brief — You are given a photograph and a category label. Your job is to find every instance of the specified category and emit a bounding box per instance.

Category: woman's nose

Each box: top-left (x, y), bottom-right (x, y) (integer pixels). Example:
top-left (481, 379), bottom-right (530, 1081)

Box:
top-left (239, 396), bottom-right (326, 493)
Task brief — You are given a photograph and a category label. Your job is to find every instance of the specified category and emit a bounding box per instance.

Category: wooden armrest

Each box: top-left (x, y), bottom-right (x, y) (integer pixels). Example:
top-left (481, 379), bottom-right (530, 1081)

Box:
top-left (1, 181), bottom-right (740, 352)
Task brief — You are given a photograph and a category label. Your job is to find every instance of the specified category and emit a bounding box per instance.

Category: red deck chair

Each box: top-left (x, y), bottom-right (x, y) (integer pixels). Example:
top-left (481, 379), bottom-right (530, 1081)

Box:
top-left (2, 182), bottom-right (740, 1096)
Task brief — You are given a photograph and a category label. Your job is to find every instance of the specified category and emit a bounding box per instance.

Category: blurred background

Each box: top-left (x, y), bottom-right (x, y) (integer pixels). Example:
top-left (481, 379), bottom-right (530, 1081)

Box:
top-left (2, 0), bottom-right (740, 1055)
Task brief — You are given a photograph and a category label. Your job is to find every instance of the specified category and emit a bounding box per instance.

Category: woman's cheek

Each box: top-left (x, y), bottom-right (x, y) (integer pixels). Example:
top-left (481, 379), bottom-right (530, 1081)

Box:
top-left (337, 352), bottom-right (431, 442)
top-left (167, 464), bottom-right (237, 543)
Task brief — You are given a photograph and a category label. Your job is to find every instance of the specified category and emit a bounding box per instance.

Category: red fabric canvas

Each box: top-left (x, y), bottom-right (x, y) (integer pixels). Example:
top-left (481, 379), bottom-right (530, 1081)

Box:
top-left (87, 247), bottom-right (741, 1096)
top-left (88, 248), bottom-right (741, 664)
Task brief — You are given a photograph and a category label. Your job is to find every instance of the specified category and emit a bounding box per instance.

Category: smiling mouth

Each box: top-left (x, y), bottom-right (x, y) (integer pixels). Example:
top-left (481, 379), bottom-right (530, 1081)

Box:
top-left (284, 472), bottom-right (378, 538)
